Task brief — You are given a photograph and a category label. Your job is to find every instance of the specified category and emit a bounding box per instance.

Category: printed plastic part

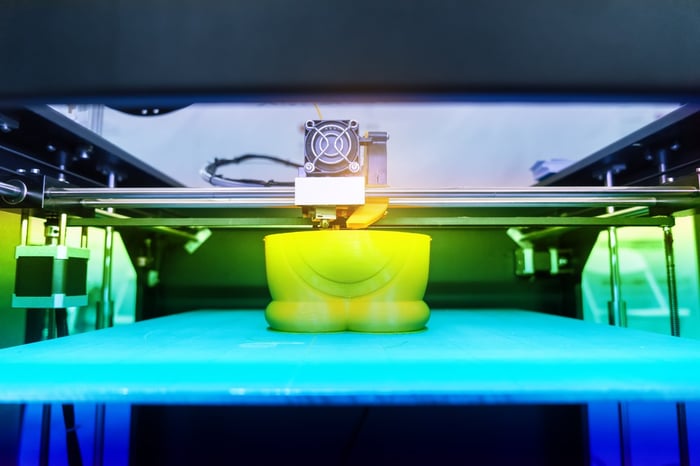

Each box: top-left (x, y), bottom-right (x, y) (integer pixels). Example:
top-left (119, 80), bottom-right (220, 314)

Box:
top-left (264, 230), bottom-right (431, 332)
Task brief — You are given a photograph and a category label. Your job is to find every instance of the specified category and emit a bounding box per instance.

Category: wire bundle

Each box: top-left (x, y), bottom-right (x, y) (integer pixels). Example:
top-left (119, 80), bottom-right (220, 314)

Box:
top-left (200, 154), bottom-right (302, 187)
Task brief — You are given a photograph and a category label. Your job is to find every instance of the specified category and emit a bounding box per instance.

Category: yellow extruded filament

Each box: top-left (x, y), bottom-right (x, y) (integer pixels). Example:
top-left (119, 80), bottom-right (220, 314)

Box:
top-left (264, 230), bottom-right (431, 333)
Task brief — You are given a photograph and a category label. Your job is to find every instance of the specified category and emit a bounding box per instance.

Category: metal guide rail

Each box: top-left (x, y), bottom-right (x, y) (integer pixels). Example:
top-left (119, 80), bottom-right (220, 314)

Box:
top-left (65, 208), bottom-right (674, 230)
top-left (38, 185), bottom-right (700, 209)
top-left (1, 183), bottom-right (694, 230)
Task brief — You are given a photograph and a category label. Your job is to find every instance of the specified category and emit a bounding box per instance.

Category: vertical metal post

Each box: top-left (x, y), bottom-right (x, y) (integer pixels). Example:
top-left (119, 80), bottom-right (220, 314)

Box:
top-left (662, 225), bottom-right (690, 466)
top-left (36, 215), bottom-right (51, 465)
top-left (45, 312), bottom-right (56, 341)
top-left (95, 171), bottom-right (115, 466)
top-left (604, 168), bottom-right (631, 466)
top-left (97, 171), bottom-right (116, 330)
top-left (97, 228), bottom-right (114, 329)
top-left (610, 216), bottom-right (631, 465)
top-left (39, 404), bottom-right (51, 466)
top-left (38, 213), bottom-right (68, 466)
top-left (93, 405), bottom-right (106, 466)
top-left (615, 403), bottom-right (632, 465)
top-left (58, 213), bottom-right (68, 247)
top-left (605, 169), bottom-right (627, 328)
top-left (53, 214), bottom-right (68, 340)
top-left (675, 404), bottom-right (690, 466)
top-left (81, 226), bottom-right (89, 249)
top-left (19, 209), bottom-right (29, 246)
top-left (664, 226), bottom-right (681, 337)
top-left (44, 220), bottom-right (59, 341)
top-left (607, 226), bottom-right (627, 328)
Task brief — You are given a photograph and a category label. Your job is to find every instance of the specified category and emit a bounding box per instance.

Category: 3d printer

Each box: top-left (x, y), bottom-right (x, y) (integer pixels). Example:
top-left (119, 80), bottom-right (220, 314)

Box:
top-left (2, 2), bottom-right (700, 466)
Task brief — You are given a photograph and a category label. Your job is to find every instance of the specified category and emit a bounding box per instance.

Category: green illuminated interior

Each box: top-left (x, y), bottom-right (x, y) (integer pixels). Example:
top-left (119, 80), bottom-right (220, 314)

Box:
top-left (582, 215), bottom-right (700, 338)
top-left (0, 211), bottom-right (23, 348)
top-left (2, 206), bottom-right (700, 349)
top-left (0, 211), bottom-right (136, 348)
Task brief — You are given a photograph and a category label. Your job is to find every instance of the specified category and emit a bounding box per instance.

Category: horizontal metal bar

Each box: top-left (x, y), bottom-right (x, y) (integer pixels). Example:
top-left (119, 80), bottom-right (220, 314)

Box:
top-left (69, 216), bottom-right (311, 229)
top-left (44, 186), bottom-right (700, 210)
top-left (378, 216), bottom-right (674, 227)
top-left (46, 186), bottom-right (700, 199)
top-left (89, 209), bottom-right (201, 241)
top-left (47, 186), bottom-right (294, 200)
top-left (371, 186), bottom-right (698, 197)
top-left (596, 206), bottom-right (651, 218)
top-left (516, 206), bottom-right (657, 243)
top-left (387, 197), bottom-right (691, 208)
top-left (66, 216), bottom-right (674, 229)
top-left (58, 198), bottom-right (296, 208)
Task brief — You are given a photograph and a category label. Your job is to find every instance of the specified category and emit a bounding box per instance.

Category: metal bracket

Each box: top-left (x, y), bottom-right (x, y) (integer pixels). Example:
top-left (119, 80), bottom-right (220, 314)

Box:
top-left (513, 246), bottom-right (572, 277)
top-left (508, 228), bottom-right (571, 276)
top-left (593, 164), bottom-right (627, 182)
top-left (184, 228), bottom-right (212, 254)
top-left (361, 131), bottom-right (389, 186)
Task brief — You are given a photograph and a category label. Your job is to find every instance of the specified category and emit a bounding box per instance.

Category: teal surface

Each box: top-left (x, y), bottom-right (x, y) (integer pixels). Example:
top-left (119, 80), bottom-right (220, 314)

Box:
top-left (0, 310), bottom-right (699, 405)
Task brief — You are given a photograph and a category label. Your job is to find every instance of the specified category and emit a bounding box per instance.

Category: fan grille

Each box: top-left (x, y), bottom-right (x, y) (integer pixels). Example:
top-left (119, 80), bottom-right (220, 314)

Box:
top-left (304, 120), bottom-right (361, 175)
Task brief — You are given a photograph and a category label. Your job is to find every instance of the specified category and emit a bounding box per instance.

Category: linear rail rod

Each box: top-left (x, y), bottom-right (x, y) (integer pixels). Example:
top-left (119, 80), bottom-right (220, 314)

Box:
top-left (66, 216), bottom-right (674, 229)
top-left (43, 186), bottom-right (700, 209)
top-left (0, 180), bottom-right (24, 197)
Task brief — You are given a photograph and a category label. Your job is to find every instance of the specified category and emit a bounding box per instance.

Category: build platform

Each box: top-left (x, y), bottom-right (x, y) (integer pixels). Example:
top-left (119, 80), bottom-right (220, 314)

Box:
top-left (0, 310), bottom-right (699, 405)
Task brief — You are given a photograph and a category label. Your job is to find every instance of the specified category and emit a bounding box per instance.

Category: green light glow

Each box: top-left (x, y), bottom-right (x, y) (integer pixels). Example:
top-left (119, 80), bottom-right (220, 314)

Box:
top-left (582, 216), bottom-right (700, 338)
top-left (0, 211), bottom-right (136, 347)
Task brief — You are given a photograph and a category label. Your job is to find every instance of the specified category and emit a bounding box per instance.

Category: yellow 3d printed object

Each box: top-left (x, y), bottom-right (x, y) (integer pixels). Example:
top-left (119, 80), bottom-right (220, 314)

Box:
top-left (264, 230), bottom-right (431, 332)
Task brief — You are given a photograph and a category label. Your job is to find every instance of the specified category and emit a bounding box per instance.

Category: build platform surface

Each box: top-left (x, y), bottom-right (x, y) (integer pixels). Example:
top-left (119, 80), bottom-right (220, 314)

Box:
top-left (0, 310), bottom-right (699, 405)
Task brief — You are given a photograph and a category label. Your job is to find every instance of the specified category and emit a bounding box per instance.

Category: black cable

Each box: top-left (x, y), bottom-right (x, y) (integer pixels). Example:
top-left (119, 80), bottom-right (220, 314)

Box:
top-left (200, 154), bottom-right (302, 187)
top-left (56, 309), bottom-right (84, 466)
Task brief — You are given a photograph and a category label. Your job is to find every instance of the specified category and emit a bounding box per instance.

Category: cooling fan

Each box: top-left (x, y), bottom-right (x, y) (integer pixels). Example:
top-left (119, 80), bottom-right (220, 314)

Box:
top-left (304, 120), bottom-right (361, 175)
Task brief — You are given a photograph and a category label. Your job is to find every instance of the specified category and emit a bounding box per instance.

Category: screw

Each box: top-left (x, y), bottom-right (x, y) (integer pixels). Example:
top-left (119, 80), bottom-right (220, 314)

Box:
top-left (304, 162), bottom-right (315, 172)
top-left (349, 161), bottom-right (361, 173)
top-left (45, 225), bottom-right (60, 238)
top-left (47, 144), bottom-right (56, 152)
top-left (30, 168), bottom-right (40, 174)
